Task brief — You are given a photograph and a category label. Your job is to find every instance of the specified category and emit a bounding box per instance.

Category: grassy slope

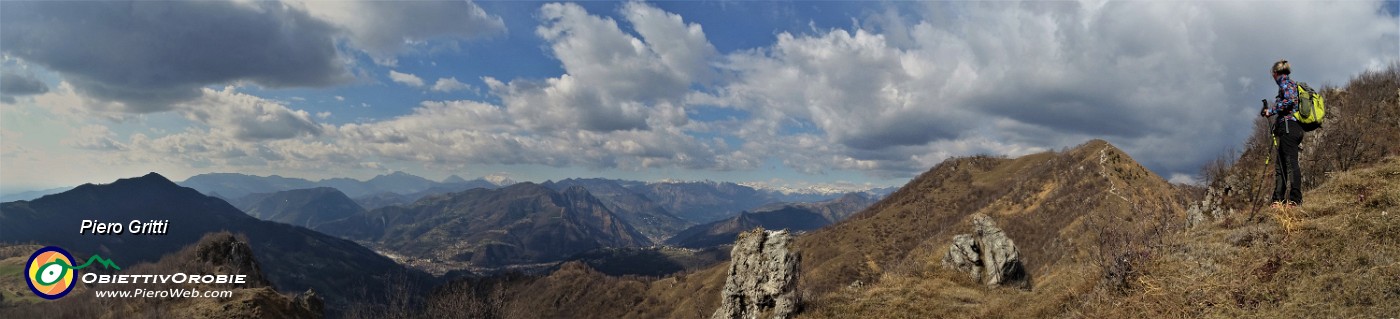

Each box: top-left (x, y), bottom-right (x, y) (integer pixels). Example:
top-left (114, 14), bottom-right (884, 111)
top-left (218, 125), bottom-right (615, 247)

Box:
top-left (795, 140), bottom-right (1187, 318)
top-left (0, 245), bottom-right (48, 307)
top-left (1075, 157), bottom-right (1400, 318)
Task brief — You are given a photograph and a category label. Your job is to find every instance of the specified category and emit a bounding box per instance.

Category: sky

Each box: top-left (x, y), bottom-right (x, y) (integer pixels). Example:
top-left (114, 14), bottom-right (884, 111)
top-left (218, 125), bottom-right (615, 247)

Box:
top-left (1, 0), bottom-right (1397, 194)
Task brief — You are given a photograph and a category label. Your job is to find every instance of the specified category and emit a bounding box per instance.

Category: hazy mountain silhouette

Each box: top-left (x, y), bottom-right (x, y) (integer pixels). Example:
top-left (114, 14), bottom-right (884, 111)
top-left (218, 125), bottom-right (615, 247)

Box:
top-left (180, 171), bottom-right (508, 199)
top-left (179, 173), bottom-right (318, 199)
top-left (0, 173), bottom-right (428, 310)
top-left (627, 181), bottom-right (775, 223)
top-left (665, 193), bottom-right (877, 248)
top-left (231, 187), bottom-right (365, 229)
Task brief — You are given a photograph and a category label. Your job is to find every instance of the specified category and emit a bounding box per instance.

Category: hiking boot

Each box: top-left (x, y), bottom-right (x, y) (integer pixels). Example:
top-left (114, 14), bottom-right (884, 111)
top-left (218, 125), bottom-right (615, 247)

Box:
top-left (1270, 202), bottom-right (1284, 210)
top-left (1286, 201), bottom-right (1299, 210)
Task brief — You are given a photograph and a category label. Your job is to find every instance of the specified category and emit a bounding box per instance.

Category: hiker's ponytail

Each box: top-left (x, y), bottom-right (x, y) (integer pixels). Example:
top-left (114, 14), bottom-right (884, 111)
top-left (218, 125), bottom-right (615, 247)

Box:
top-left (1273, 60), bottom-right (1291, 75)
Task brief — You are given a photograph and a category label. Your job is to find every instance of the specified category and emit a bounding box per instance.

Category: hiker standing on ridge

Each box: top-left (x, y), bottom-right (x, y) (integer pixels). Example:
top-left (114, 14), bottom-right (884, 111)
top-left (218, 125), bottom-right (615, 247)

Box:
top-left (1260, 60), bottom-right (1304, 208)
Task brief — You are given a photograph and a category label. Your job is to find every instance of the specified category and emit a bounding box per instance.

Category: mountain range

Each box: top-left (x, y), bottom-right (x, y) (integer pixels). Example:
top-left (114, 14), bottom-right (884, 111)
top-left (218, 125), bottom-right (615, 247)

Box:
top-left (228, 187), bottom-right (366, 230)
top-left (191, 174), bottom-right (885, 277)
top-left (179, 171), bottom-right (508, 200)
top-left (168, 171), bottom-right (893, 218)
top-left (317, 183), bottom-right (653, 272)
top-left (0, 173), bottom-right (429, 311)
top-left (542, 178), bottom-right (693, 243)
top-left (629, 181), bottom-right (776, 223)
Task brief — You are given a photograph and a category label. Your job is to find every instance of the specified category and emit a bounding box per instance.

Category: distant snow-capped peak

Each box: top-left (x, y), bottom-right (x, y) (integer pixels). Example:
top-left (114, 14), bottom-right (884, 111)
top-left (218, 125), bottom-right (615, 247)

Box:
top-left (738, 181), bottom-right (886, 196)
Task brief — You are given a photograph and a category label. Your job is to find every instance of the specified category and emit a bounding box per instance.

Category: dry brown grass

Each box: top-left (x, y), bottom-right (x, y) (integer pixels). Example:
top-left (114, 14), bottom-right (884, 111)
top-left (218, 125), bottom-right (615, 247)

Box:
top-left (1076, 156), bottom-right (1400, 318)
top-left (412, 261), bottom-right (729, 319)
top-left (791, 140), bottom-right (1186, 318)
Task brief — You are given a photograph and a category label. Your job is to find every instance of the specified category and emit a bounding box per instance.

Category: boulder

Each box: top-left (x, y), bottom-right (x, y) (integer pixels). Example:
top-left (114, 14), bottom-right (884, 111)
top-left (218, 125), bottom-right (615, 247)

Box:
top-left (941, 214), bottom-right (1028, 287)
top-left (711, 228), bottom-right (800, 319)
top-left (943, 234), bottom-right (981, 280)
top-left (973, 214), bottom-right (1025, 286)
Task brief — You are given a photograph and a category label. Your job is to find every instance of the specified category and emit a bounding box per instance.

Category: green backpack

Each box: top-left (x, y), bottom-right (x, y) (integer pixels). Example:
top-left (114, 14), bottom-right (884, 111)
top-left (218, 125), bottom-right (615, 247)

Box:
top-left (1294, 82), bottom-right (1325, 131)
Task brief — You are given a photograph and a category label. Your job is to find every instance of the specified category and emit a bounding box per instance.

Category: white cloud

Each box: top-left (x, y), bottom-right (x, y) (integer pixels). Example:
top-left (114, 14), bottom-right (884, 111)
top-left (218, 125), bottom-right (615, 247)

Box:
top-left (177, 87), bottom-right (322, 141)
top-left (60, 125), bottom-right (125, 151)
top-left (76, 95), bottom-right (742, 178)
top-left (431, 77), bottom-right (473, 93)
top-left (323, 98), bottom-right (732, 170)
top-left (487, 2), bottom-right (717, 132)
top-left (709, 1), bottom-right (1398, 177)
top-left (1169, 173), bottom-right (1201, 185)
top-left (291, 0), bottom-right (506, 66)
top-left (389, 70), bottom-right (426, 87)
top-left (619, 2), bottom-right (718, 85)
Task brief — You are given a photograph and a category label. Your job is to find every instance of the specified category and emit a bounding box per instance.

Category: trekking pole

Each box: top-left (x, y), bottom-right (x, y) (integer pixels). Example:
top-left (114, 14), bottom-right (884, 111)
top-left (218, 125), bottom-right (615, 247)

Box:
top-left (1250, 99), bottom-right (1275, 221)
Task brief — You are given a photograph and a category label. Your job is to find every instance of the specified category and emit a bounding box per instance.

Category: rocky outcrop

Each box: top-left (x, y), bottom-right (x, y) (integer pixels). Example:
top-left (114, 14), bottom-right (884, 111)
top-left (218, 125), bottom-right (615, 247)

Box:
top-left (294, 289), bottom-right (325, 316)
top-left (194, 232), bottom-right (270, 287)
top-left (943, 234), bottom-right (982, 279)
top-left (941, 214), bottom-right (1028, 287)
top-left (712, 228), bottom-right (800, 319)
top-left (1187, 182), bottom-right (1236, 228)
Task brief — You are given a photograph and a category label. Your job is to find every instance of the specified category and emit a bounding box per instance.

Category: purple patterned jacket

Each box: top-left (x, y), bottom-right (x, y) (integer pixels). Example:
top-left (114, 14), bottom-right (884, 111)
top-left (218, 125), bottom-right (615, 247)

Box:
top-left (1265, 74), bottom-right (1298, 122)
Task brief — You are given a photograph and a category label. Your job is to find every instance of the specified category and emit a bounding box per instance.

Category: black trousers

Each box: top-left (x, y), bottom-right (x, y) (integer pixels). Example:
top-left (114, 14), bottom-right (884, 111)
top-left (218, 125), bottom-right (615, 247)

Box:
top-left (1272, 120), bottom-right (1304, 204)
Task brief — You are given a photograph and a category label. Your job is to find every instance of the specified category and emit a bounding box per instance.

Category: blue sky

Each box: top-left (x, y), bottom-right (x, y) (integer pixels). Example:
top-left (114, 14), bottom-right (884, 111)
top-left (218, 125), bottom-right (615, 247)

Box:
top-left (2, 0), bottom-right (1397, 194)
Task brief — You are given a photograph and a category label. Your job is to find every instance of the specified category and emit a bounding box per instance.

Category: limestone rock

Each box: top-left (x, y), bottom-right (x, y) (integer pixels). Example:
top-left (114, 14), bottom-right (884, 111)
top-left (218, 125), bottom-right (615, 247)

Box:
top-left (193, 232), bottom-right (270, 287)
top-left (941, 214), bottom-right (1028, 287)
top-left (973, 214), bottom-right (1024, 286)
top-left (712, 228), bottom-right (800, 319)
top-left (942, 234), bottom-right (981, 280)
top-left (1187, 183), bottom-right (1236, 228)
